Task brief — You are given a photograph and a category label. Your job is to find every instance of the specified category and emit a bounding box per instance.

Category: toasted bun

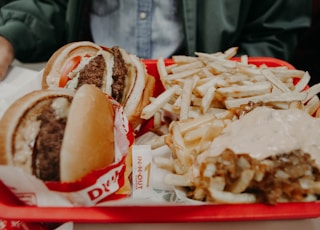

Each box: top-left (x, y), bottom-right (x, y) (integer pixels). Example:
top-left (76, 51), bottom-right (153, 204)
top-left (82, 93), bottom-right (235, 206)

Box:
top-left (126, 74), bottom-right (155, 128)
top-left (60, 84), bottom-right (115, 182)
top-left (119, 52), bottom-right (155, 128)
top-left (0, 85), bottom-right (115, 182)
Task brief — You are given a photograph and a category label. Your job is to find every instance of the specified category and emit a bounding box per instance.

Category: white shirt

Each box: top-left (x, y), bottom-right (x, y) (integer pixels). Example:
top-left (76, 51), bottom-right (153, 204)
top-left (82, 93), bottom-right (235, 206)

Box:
top-left (90, 0), bottom-right (184, 59)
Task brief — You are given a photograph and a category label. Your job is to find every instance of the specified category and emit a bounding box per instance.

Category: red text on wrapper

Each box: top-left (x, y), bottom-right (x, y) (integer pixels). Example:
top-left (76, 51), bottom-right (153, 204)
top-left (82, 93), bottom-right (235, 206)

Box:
top-left (135, 155), bottom-right (143, 190)
top-left (45, 156), bottom-right (127, 206)
top-left (132, 145), bottom-right (153, 198)
top-left (87, 165), bottom-right (124, 201)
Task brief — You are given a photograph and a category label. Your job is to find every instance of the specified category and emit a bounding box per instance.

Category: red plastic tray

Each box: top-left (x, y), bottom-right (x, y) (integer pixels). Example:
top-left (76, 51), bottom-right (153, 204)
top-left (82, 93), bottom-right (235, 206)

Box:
top-left (1, 57), bottom-right (320, 223)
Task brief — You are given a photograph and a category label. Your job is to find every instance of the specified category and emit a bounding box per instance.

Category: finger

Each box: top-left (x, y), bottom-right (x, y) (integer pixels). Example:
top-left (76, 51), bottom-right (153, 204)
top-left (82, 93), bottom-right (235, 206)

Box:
top-left (0, 63), bottom-right (10, 81)
top-left (0, 36), bottom-right (14, 80)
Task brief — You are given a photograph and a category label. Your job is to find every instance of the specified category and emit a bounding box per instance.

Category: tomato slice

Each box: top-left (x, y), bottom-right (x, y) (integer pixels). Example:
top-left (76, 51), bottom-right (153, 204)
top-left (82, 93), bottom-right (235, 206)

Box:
top-left (100, 45), bottom-right (111, 52)
top-left (59, 55), bottom-right (82, 87)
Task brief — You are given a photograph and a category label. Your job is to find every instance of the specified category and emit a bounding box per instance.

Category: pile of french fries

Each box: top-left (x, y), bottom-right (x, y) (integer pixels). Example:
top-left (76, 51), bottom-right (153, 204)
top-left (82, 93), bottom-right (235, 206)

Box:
top-left (141, 47), bottom-right (320, 121)
top-left (138, 47), bottom-right (320, 204)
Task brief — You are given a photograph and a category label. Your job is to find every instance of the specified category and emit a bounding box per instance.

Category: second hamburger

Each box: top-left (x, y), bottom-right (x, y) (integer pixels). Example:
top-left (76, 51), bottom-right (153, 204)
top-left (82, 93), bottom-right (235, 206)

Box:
top-left (42, 41), bottom-right (155, 129)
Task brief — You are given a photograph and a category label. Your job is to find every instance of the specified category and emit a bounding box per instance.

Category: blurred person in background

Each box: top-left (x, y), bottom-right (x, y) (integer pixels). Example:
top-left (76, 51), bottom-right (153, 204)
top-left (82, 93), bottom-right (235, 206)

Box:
top-left (0, 0), bottom-right (10, 7)
top-left (0, 0), bottom-right (312, 80)
top-left (291, 0), bottom-right (320, 86)
top-left (0, 0), bottom-right (13, 77)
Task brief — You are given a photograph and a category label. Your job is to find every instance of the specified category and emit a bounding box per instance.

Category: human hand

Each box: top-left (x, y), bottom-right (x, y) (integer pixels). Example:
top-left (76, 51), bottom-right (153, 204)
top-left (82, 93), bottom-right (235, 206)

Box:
top-left (0, 36), bottom-right (14, 80)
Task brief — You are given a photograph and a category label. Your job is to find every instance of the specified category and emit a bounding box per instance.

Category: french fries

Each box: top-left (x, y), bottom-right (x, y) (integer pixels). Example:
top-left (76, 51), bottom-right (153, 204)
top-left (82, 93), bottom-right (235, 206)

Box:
top-left (141, 47), bottom-right (320, 121)
top-left (141, 48), bottom-right (320, 204)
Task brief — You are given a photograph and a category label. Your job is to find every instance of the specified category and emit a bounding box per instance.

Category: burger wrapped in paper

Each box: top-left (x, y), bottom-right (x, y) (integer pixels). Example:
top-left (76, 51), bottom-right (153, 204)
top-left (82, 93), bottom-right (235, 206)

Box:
top-left (0, 84), bottom-right (134, 206)
top-left (42, 41), bottom-right (155, 129)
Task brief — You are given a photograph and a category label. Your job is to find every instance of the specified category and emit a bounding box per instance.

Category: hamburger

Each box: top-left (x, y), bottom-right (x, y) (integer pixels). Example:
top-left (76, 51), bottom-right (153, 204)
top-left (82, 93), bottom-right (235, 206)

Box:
top-left (0, 84), bottom-right (115, 183)
top-left (42, 41), bottom-right (155, 129)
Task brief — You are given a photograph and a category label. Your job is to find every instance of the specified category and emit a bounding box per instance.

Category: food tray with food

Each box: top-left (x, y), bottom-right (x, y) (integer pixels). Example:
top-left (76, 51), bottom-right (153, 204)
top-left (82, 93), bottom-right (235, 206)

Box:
top-left (1, 54), bottom-right (320, 223)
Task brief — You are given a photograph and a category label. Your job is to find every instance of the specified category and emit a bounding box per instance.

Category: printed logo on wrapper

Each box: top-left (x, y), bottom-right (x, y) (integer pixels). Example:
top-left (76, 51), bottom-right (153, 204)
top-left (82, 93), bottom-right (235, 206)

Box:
top-left (0, 96), bottom-right (134, 207)
top-left (132, 145), bottom-right (154, 198)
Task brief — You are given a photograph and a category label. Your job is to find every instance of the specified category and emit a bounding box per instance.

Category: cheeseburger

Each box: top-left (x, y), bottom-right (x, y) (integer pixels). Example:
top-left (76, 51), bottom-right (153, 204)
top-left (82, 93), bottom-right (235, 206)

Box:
top-left (42, 41), bottom-right (155, 129)
top-left (0, 84), bottom-right (115, 183)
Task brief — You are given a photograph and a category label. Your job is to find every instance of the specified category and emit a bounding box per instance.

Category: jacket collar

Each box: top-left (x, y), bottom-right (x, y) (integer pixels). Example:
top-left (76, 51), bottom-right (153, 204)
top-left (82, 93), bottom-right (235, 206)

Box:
top-left (180, 0), bottom-right (197, 56)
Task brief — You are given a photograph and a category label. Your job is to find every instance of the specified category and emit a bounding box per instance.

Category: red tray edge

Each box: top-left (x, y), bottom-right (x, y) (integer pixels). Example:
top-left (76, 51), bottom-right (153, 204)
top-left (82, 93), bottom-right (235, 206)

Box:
top-left (1, 202), bottom-right (320, 223)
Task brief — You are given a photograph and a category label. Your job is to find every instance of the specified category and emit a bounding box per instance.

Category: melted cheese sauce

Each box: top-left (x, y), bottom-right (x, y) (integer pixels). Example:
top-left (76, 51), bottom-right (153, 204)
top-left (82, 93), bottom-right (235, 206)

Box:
top-left (51, 97), bottom-right (70, 119)
top-left (198, 106), bottom-right (320, 165)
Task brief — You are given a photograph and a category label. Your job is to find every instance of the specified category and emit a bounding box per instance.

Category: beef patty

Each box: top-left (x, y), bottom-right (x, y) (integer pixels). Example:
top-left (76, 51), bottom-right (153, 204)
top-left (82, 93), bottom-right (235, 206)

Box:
top-left (32, 101), bottom-right (70, 181)
top-left (76, 46), bottom-right (128, 104)
top-left (111, 46), bottom-right (128, 102)
top-left (77, 54), bottom-right (106, 90)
